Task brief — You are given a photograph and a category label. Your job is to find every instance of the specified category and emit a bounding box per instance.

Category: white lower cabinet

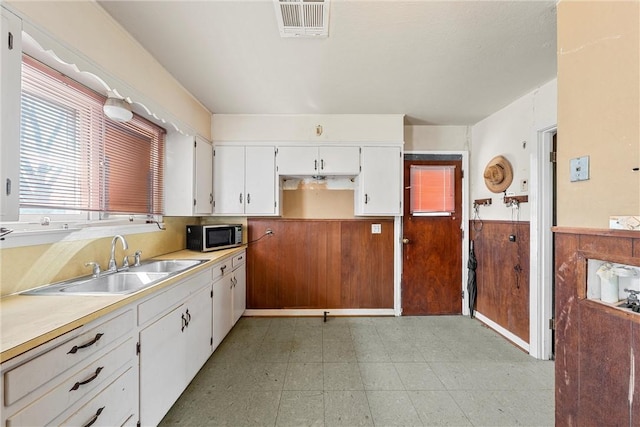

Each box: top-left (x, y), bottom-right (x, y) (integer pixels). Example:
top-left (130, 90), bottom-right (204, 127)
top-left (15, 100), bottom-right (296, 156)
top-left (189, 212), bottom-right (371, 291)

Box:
top-left (57, 366), bottom-right (137, 427)
top-left (213, 251), bottom-right (246, 349)
top-left (213, 267), bottom-right (233, 350)
top-left (139, 303), bottom-right (187, 427)
top-left (232, 253), bottom-right (246, 325)
top-left (185, 285), bottom-right (214, 382)
top-left (1, 250), bottom-right (246, 427)
top-left (1, 309), bottom-right (138, 427)
top-left (138, 270), bottom-right (213, 426)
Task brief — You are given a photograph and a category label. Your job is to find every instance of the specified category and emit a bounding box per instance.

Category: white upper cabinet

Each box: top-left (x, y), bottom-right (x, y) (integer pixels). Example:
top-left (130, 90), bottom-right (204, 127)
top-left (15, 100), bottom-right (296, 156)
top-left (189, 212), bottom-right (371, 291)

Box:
top-left (245, 146), bottom-right (277, 215)
top-left (165, 135), bottom-right (213, 216)
top-left (1, 8), bottom-right (22, 221)
top-left (277, 146), bottom-right (360, 176)
top-left (355, 146), bottom-right (402, 216)
top-left (213, 145), bottom-right (244, 215)
top-left (214, 145), bottom-right (278, 215)
top-left (193, 138), bottom-right (214, 214)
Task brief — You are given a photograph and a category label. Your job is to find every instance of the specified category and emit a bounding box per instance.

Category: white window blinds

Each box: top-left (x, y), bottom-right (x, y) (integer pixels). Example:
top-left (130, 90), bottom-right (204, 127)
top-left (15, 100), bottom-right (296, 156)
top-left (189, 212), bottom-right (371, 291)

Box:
top-left (20, 55), bottom-right (165, 215)
top-left (410, 165), bottom-right (455, 216)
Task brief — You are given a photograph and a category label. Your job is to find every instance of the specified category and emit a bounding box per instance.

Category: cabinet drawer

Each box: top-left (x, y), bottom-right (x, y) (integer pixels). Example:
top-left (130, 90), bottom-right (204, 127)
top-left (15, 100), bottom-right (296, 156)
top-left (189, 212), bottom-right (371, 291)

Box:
top-left (212, 259), bottom-right (232, 282)
top-left (232, 252), bottom-right (245, 269)
top-left (138, 269), bottom-right (209, 326)
top-left (57, 366), bottom-right (136, 427)
top-left (4, 309), bottom-right (133, 406)
top-left (5, 338), bottom-right (133, 426)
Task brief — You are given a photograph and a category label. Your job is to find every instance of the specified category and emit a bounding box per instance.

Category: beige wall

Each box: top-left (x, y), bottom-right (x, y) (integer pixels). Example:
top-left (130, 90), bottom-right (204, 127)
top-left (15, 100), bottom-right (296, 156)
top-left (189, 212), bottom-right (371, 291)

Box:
top-left (212, 114), bottom-right (404, 143)
top-left (471, 79), bottom-right (557, 222)
top-left (404, 125), bottom-right (469, 152)
top-left (0, 217), bottom-right (192, 296)
top-left (557, 0), bottom-right (640, 228)
top-left (6, 0), bottom-right (211, 139)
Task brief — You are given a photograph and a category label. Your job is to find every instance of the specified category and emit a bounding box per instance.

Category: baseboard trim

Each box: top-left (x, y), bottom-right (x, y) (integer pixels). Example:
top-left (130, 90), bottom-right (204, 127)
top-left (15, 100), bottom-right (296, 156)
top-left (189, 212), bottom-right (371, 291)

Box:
top-left (474, 311), bottom-right (530, 352)
top-left (243, 309), bottom-right (396, 317)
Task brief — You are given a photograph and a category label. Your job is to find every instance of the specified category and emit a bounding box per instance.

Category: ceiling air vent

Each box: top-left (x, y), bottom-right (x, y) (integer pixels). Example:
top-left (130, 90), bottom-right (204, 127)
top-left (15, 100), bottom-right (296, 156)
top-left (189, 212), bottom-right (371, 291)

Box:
top-left (274, 0), bottom-right (330, 38)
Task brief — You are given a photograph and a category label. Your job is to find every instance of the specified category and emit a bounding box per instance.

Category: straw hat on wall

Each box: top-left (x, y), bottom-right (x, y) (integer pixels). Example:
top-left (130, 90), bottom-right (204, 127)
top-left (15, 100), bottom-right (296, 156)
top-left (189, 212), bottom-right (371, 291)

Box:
top-left (483, 155), bottom-right (513, 193)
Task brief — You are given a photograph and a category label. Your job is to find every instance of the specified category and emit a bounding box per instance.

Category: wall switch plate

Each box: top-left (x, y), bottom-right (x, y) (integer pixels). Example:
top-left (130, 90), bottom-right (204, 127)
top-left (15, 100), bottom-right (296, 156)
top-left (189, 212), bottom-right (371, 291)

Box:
top-left (371, 224), bottom-right (381, 234)
top-left (570, 156), bottom-right (590, 182)
top-left (520, 179), bottom-right (528, 192)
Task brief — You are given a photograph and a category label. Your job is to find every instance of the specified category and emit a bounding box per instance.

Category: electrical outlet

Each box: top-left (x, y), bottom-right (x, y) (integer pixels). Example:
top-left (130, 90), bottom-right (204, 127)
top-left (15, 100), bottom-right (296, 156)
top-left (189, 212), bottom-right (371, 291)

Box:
top-left (371, 224), bottom-right (381, 234)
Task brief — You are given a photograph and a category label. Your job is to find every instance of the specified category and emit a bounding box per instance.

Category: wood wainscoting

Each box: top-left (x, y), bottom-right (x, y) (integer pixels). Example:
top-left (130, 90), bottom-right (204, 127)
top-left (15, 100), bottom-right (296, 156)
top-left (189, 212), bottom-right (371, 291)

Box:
top-left (247, 218), bottom-right (394, 309)
top-left (554, 228), bottom-right (640, 426)
top-left (470, 220), bottom-right (530, 343)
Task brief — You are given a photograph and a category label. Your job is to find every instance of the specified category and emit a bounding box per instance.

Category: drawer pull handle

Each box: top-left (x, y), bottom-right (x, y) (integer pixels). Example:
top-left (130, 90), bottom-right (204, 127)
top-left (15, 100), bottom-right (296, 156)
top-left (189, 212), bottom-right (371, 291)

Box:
top-left (70, 367), bottom-right (104, 391)
top-left (68, 333), bottom-right (104, 354)
top-left (181, 313), bottom-right (187, 332)
top-left (83, 406), bottom-right (104, 427)
top-left (220, 265), bottom-right (227, 274)
top-left (186, 309), bottom-right (191, 325)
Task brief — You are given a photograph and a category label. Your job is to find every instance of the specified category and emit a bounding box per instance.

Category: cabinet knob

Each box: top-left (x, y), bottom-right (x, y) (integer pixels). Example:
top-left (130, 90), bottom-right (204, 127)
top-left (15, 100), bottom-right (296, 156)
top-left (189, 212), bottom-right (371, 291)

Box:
top-left (402, 238), bottom-right (410, 245)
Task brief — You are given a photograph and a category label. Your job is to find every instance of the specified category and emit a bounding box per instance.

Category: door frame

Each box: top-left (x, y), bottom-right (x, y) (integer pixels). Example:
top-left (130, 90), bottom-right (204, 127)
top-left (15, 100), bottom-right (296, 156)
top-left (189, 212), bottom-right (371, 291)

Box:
top-left (397, 150), bottom-right (469, 316)
top-left (529, 124), bottom-right (557, 360)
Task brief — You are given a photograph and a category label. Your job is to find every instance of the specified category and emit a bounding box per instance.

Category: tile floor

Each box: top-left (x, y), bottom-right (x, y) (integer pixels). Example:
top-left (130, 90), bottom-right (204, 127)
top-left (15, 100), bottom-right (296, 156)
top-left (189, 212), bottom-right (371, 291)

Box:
top-left (160, 316), bottom-right (554, 426)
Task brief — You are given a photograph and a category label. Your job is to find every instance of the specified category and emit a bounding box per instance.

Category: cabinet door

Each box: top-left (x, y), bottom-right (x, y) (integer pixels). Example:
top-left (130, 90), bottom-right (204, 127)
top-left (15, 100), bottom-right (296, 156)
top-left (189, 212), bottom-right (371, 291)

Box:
top-left (164, 134), bottom-right (195, 216)
top-left (232, 265), bottom-right (246, 325)
top-left (355, 146), bottom-right (402, 216)
top-left (193, 137), bottom-right (213, 215)
top-left (318, 146), bottom-right (360, 175)
top-left (184, 285), bottom-right (213, 382)
top-left (0, 9), bottom-right (21, 221)
top-left (276, 146), bottom-right (318, 175)
top-left (213, 145), bottom-right (245, 214)
top-left (139, 304), bottom-right (186, 427)
top-left (245, 146), bottom-right (277, 215)
top-left (212, 276), bottom-right (233, 350)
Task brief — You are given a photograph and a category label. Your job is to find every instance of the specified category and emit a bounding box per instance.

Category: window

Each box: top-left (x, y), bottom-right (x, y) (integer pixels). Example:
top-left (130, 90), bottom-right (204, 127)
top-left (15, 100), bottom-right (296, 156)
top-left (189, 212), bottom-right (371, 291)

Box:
top-left (410, 165), bottom-right (455, 216)
top-left (19, 55), bottom-right (165, 219)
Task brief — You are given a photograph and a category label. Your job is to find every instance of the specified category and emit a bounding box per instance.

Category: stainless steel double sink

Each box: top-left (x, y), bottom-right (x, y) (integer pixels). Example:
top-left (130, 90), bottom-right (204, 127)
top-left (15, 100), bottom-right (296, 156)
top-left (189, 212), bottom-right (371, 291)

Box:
top-left (22, 259), bottom-right (207, 296)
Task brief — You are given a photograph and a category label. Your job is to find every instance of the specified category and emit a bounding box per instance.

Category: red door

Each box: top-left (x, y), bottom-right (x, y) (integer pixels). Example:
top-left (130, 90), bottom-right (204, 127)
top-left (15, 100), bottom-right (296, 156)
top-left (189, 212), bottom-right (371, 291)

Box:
top-left (401, 157), bottom-right (463, 315)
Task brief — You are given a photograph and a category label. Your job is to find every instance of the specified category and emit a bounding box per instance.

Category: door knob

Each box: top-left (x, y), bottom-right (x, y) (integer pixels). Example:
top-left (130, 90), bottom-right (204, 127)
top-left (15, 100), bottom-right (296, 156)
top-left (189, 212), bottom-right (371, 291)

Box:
top-left (402, 238), bottom-right (410, 244)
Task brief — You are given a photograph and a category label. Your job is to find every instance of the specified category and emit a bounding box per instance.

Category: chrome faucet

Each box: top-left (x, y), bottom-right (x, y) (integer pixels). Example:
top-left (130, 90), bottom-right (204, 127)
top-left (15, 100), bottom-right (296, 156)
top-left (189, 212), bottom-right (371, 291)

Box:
top-left (85, 261), bottom-right (101, 278)
top-left (107, 234), bottom-right (129, 273)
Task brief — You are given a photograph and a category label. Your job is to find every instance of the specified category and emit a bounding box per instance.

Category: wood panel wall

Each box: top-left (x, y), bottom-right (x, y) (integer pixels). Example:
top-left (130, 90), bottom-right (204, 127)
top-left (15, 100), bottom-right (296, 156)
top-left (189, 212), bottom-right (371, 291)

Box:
top-left (247, 218), bottom-right (394, 309)
top-left (554, 228), bottom-right (640, 426)
top-left (470, 220), bottom-right (530, 343)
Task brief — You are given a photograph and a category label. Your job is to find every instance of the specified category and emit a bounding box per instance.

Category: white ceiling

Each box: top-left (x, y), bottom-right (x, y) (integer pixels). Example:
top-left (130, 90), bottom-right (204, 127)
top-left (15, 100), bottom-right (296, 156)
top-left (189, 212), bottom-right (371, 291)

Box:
top-left (98, 0), bottom-right (557, 126)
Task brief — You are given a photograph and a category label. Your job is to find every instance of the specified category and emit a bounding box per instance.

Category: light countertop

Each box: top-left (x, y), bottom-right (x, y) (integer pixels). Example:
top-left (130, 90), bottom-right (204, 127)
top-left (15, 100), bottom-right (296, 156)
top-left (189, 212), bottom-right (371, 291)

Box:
top-left (0, 247), bottom-right (245, 363)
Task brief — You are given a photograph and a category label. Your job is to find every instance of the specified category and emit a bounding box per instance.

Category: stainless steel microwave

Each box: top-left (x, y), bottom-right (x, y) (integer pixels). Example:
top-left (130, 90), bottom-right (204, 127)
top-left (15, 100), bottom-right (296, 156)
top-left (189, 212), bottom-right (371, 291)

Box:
top-left (186, 224), bottom-right (242, 252)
